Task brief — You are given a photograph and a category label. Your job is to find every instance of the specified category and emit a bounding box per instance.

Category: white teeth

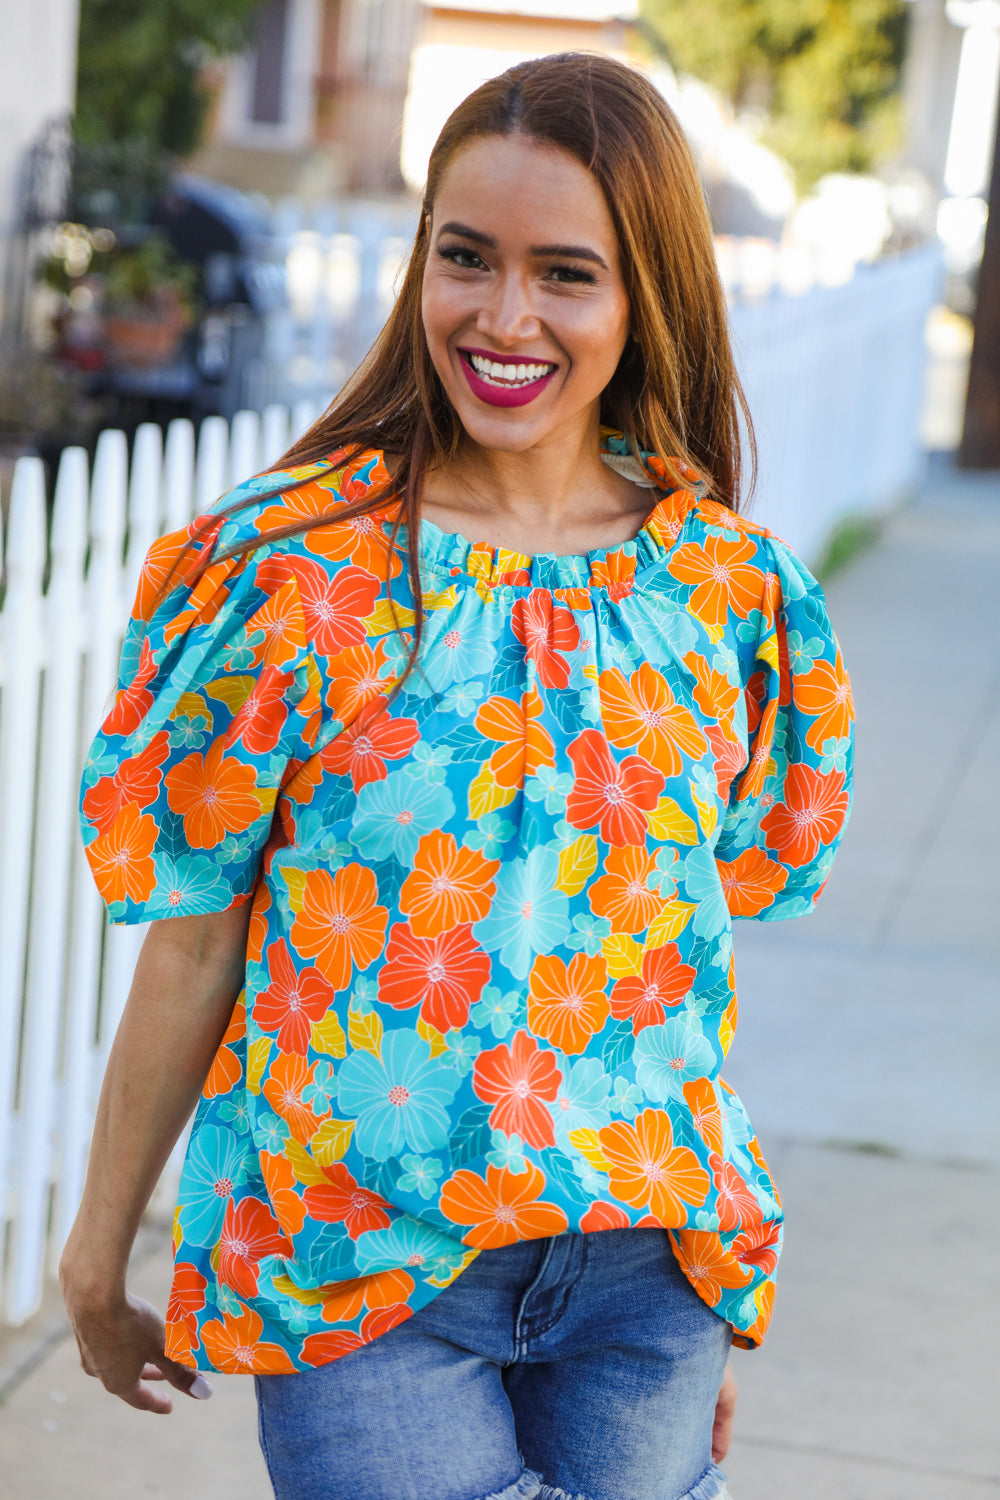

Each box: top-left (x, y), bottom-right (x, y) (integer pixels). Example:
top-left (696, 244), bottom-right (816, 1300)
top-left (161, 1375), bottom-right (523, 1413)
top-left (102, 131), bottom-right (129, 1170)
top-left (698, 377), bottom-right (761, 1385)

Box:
top-left (468, 353), bottom-right (555, 386)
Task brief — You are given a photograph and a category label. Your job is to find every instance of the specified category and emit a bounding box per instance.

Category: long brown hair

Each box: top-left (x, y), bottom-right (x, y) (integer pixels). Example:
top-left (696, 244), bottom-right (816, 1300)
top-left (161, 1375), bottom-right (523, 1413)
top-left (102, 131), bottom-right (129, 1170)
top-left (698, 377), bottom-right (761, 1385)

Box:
top-left (175, 52), bottom-right (755, 674)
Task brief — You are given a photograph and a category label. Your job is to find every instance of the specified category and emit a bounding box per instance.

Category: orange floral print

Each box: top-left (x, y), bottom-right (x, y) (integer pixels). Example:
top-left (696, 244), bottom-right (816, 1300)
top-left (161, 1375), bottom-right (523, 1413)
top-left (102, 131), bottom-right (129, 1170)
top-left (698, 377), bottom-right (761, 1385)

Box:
top-left (588, 845), bottom-right (665, 934)
top-left (793, 649), bottom-right (853, 750)
top-left (204, 994), bottom-right (244, 1097)
top-left (510, 590), bottom-right (580, 688)
top-left (600, 662), bottom-right (707, 775)
top-left (684, 652), bottom-right (741, 740)
top-left (716, 848), bottom-right (788, 917)
top-left (165, 1262), bottom-right (207, 1350)
top-left (667, 532), bottom-right (763, 630)
top-left (440, 1162), bottom-right (568, 1248)
top-left (224, 663), bottom-right (290, 756)
top-left (261, 1053), bottom-right (324, 1143)
top-left (200, 1304), bottom-right (297, 1374)
top-left (233, 568), bottom-right (306, 669)
top-left (609, 944), bottom-right (696, 1034)
top-left (83, 730), bottom-right (169, 833)
top-left (760, 765), bottom-right (849, 868)
top-left (682, 1078), bottom-right (724, 1157)
top-left (324, 641), bottom-right (393, 724)
top-left (473, 1031), bottom-right (563, 1148)
top-left (669, 1230), bottom-right (753, 1306)
top-left (217, 1196), bottom-right (291, 1298)
top-left (164, 735), bottom-right (262, 849)
top-left (589, 547), bottom-right (636, 599)
top-left (527, 951), bottom-right (610, 1055)
top-left (705, 724), bottom-right (747, 801)
top-left (598, 1109), bottom-right (710, 1222)
top-left (294, 558), bottom-right (381, 657)
top-left (316, 1269), bottom-right (415, 1324)
top-left (565, 729), bottom-right (665, 847)
top-left (378, 922), bottom-right (492, 1033)
top-left (398, 831), bottom-right (499, 937)
top-left (103, 636), bottom-right (158, 735)
top-left (731, 1219), bottom-right (781, 1276)
top-left (260, 1151), bottom-right (307, 1237)
top-left (290, 865), bottom-right (389, 990)
top-left (254, 938), bottom-right (335, 1053)
top-left (475, 689), bottom-right (555, 788)
top-left (710, 1152), bottom-right (763, 1232)
top-left (87, 800), bottom-right (158, 905)
top-left (579, 1200), bottom-right (630, 1232)
top-left (303, 1163), bottom-right (393, 1239)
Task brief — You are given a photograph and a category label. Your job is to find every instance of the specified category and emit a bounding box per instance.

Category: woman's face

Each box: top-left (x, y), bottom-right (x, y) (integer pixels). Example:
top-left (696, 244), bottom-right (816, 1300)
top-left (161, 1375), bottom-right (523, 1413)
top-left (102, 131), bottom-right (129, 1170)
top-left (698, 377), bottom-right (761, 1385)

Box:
top-left (421, 132), bottom-right (631, 456)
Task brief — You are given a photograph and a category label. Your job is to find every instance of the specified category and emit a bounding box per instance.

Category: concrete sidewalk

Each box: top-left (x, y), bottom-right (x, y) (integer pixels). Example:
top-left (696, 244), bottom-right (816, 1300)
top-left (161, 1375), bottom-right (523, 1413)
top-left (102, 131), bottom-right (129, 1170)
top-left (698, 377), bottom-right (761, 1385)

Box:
top-left (1, 466), bottom-right (998, 1499)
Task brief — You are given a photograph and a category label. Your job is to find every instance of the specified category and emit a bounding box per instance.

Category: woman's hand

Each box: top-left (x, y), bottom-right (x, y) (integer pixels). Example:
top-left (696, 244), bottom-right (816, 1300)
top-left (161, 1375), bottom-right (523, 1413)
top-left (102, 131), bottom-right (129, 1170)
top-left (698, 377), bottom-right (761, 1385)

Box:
top-left (711, 1363), bottom-right (738, 1463)
top-left (60, 1280), bottom-right (211, 1414)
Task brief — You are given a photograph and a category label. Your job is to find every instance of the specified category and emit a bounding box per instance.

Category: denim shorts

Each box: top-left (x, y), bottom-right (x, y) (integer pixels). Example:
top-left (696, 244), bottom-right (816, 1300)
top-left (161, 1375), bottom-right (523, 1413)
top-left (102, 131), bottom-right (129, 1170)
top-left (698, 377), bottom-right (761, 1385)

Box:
top-left (255, 1228), bottom-right (733, 1500)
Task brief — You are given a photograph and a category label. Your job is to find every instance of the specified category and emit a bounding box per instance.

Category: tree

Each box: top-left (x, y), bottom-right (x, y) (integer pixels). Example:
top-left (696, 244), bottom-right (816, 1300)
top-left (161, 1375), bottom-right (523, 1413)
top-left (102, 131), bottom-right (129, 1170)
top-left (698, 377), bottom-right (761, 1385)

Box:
top-left (639, 0), bottom-right (910, 191)
top-left (75, 0), bottom-right (262, 158)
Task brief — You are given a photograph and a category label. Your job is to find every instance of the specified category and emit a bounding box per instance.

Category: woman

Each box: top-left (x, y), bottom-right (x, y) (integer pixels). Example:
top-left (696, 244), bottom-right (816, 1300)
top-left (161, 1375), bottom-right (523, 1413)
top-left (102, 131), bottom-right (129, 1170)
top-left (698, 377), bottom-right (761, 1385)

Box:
top-left (62, 53), bottom-right (853, 1500)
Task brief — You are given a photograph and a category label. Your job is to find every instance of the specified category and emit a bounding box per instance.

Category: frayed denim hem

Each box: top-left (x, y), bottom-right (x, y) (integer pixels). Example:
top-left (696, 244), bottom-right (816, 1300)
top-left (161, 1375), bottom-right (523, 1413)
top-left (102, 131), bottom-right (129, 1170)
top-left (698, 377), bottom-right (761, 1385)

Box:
top-left (476, 1468), bottom-right (545, 1500)
top-left (534, 1461), bottom-right (731, 1500)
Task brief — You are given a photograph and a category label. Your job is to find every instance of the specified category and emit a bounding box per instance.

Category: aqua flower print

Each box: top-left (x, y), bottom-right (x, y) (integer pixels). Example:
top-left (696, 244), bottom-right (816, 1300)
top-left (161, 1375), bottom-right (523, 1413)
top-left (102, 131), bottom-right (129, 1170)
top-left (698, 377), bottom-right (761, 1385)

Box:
top-left (473, 846), bottom-right (570, 980)
top-left (682, 843), bottom-right (729, 939)
top-left (411, 603), bottom-right (496, 695)
top-left (336, 1030), bottom-right (460, 1160)
top-left (146, 853), bottom-right (230, 919)
top-left (486, 1129), bottom-right (529, 1174)
top-left (551, 1057), bottom-right (612, 1151)
top-left (634, 1018), bottom-right (717, 1102)
top-left (177, 1125), bottom-right (248, 1246)
top-left (350, 769), bottom-right (455, 864)
top-left (395, 1154), bottom-right (444, 1199)
top-left (470, 985), bottom-right (524, 1038)
top-left (819, 735), bottom-right (852, 774)
top-left (786, 630), bottom-right (824, 675)
top-left (411, 741), bottom-right (453, 784)
top-left (565, 913), bottom-right (612, 956)
top-left (167, 713), bottom-right (209, 750)
top-left (616, 591), bottom-right (699, 665)
top-left (354, 1220), bottom-right (466, 1280)
top-left (441, 682), bottom-right (482, 717)
top-left (525, 766), bottom-right (574, 815)
top-left (465, 813), bottom-right (515, 859)
top-left (252, 1112), bottom-right (290, 1153)
top-left (444, 1030), bottom-right (482, 1074)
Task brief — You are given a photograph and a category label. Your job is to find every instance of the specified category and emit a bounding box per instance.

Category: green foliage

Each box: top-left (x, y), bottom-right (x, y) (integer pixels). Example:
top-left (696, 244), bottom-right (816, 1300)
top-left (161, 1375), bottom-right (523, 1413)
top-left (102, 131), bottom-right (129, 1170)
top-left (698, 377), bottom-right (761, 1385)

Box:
top-left (639, 0), bottom-right (910, 190)
top-left (75, 0), bottom-right (261, 157)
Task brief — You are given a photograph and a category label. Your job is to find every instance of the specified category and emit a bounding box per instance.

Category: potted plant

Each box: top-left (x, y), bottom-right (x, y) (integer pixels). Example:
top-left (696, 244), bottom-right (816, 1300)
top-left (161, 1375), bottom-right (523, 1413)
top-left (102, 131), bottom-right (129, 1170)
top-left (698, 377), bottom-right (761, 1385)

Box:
top-left (102, 236), bottom-right (198, 368)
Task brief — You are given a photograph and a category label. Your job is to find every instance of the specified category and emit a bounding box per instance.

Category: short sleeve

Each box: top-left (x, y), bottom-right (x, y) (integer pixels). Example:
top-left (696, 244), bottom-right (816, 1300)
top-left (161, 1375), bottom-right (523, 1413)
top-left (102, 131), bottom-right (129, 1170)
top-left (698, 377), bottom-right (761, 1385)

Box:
top-left (714, 534), bottom-right (854, 920)
top-left (80, 523), bottom-right (322, 924)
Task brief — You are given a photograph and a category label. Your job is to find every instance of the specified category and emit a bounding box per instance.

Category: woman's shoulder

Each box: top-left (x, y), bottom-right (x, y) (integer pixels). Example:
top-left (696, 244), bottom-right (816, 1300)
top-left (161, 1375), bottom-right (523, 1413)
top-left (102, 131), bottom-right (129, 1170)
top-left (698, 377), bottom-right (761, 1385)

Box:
top-left (208, 446), bottom-right (396, 556)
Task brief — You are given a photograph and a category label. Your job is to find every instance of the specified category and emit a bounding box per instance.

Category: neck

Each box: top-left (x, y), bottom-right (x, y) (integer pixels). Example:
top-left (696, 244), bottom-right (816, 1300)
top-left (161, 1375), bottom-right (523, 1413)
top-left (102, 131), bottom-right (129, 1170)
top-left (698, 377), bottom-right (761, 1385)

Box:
top-left (434, 414), bottom-right (612, 528)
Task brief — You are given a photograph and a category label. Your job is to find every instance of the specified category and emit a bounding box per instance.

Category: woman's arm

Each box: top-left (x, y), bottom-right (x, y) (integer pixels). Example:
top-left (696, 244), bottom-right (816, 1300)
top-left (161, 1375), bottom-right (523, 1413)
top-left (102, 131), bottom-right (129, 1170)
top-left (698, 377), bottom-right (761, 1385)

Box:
top-left (59, 902), bottom-right (252, 1413)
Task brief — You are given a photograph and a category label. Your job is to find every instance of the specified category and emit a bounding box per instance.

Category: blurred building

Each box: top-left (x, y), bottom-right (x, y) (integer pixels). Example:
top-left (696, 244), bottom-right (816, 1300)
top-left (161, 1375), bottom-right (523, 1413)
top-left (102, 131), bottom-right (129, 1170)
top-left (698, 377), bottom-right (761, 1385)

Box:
top-left (0, 0), bottom-right (80, 334)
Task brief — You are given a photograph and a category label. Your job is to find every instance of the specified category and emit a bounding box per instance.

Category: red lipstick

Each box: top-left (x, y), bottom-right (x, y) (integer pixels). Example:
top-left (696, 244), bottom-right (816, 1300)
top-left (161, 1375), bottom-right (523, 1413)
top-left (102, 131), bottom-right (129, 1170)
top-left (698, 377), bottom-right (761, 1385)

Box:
top-left (457, 347), bottom-right (558, 409)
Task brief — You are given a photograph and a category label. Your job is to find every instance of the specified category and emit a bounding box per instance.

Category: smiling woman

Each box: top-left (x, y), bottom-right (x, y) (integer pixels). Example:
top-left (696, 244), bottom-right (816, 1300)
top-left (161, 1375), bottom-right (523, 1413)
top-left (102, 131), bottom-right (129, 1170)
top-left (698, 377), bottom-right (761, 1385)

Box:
top-left (62, 51), bottom-right (853, 1500)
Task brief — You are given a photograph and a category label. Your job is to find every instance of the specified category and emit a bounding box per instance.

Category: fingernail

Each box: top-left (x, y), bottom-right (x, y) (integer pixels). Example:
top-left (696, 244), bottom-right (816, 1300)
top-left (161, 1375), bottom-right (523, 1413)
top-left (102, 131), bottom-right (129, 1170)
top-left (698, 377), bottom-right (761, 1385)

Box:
top-left (189, 1375), bottom-right (214, 1400)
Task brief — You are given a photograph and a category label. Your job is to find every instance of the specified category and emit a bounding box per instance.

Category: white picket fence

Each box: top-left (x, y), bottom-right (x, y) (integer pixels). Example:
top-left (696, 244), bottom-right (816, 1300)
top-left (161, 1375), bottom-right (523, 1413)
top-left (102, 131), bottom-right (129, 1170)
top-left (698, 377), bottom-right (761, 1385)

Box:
top-left (0, 242), bottom-right (940, 1330)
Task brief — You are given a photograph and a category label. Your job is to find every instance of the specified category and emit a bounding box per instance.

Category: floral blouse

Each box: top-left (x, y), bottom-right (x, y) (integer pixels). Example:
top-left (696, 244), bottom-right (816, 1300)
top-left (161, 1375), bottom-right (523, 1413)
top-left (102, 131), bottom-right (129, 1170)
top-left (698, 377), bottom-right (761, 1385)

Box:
top-left (80, 434), bottom-right (853, 1374)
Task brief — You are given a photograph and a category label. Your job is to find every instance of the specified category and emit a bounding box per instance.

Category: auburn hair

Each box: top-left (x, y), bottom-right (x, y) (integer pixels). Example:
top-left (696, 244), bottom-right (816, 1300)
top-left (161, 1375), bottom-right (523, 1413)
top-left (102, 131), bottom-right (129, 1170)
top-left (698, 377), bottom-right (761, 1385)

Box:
top-left (173, 52), bottom-right (754, 676)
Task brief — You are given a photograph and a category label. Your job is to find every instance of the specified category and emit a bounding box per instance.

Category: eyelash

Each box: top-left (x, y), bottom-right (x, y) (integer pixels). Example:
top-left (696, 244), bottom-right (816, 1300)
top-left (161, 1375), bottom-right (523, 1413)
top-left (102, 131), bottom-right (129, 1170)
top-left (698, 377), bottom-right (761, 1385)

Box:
top-left (435, 246), bottom-right (596, 285)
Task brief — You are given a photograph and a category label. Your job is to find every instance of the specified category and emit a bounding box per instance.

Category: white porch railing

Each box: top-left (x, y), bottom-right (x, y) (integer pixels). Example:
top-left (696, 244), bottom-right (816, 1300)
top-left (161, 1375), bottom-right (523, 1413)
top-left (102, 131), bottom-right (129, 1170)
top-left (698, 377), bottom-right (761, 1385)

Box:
top-left (0, 243), bottom-right (940, 1329)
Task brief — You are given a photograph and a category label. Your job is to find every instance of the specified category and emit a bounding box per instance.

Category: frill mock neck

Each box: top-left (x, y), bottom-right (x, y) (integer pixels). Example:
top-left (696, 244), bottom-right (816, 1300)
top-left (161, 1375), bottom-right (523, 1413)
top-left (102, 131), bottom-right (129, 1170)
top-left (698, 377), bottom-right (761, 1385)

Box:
top-left (407, 435), bottom-right (704, 595)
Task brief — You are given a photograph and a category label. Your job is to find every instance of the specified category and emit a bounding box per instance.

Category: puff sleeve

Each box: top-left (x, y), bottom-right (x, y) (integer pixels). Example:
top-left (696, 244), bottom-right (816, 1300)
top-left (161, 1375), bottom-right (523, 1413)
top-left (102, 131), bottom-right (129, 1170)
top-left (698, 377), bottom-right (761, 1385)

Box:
top-left (714, 534), bottom-right (854, 920)
top-left (80, 522), bottom-right (323, 923)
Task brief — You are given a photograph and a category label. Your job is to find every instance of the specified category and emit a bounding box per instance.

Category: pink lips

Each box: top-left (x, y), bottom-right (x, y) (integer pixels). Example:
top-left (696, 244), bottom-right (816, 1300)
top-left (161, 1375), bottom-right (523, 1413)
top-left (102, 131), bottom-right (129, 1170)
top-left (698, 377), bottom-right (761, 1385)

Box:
top-left (457, 347), bottom-right (557, 409)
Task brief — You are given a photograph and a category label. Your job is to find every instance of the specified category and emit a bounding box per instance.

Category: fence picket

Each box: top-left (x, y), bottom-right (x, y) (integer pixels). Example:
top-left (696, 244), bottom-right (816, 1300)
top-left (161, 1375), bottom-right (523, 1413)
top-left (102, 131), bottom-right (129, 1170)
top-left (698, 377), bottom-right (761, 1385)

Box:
top-left (0, 458), bottom-right (47, 1317)
top-left (0, 244), bottom-right (942, 1325)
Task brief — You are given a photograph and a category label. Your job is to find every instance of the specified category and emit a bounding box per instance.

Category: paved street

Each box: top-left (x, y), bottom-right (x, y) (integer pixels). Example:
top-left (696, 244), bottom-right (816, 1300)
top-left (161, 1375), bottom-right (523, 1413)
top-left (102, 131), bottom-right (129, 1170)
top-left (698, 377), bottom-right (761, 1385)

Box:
top-left (1, 464), bottom-right (998, 1498)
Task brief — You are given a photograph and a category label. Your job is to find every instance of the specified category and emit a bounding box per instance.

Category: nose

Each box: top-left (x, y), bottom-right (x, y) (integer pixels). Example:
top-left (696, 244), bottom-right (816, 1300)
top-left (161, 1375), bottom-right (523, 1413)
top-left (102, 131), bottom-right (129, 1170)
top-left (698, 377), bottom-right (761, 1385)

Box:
top-left (475, 270), bottom-right (542, 346)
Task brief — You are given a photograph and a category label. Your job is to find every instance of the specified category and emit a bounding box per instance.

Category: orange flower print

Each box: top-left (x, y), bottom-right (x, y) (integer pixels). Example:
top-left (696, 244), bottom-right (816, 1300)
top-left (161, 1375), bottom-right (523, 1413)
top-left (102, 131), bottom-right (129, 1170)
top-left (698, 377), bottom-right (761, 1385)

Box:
top-left (260, 1151), bottom-right (307, 1237)
top-left (225, 663), bottom-right (290, 756)
top-left (731, 1219), bottom-right (781, 1276)
top-left (325, 642), bottom-right (393, 725)
top-left (667, 532), bottom-right (762, 631)
top-left (440, 1162), bottom-right (568, 1248)
top-left (261, 1053), bottom-right (324, 1143)
top-left (734, 696), bottom-right (778, 801)
top-left (83, 730), bottom-right (169, 834)
top-left (300, 1329), bottom-right (364, 1365)
top-left (589, 547), bottom-right (636, 599)
top-left (290, 865), bottom-right (389, 991)
top-left (104, 636), bottom-right (157, 735)
top-left (200, 1303), bottom-right (297, 1374)
top-left (475, 689), bottom-right (555, 788)
top-left (164, 734), bottom-right (262, 849)
top-left (317, 1268), bottom-right (415, 1324)
top-left (294, 557), bottom-right (380, 657)
top-left (204, 994), bottom-right (245, 1097)
top-left (599, 662), bottom-right (707, 776)
top-left (609, 944), bottom-right (696, 1034)
top-left (247, 882), bottom-right (271, 964)
top-left (760, 765), bottom-right (849, 868)
top-left (303, 1163), bottom-right (393, 1239)
top-left (165, 1262), bottom-right (206, 1350)
top-left (565, 730), bottom-right (665, 848)
top-left (705, 725), bottom-right (747, 802)
top-left (710, 1153), bottom-right (763, 1232)
top-left (527, 952), bottom-right (610, 1055)
top-left (681, 1077), bottom-right (724, 1157)
top-left (716, 848), bottom-right (788, 917)
top-left (86, 801), bottom-right (158, 905)
top-left (579, 1200), bottom-right (630, 1232)
top-left (378, 922), bottom-right (492, 1033)
top-left (793, 649), bottom-right (853, 750)
top-left (510, 590), bottom-right (580, 688)
top-left (598, 1109), bottom-right (710, 1222)
top-left (254, 939), bottom-right (335, 1053)
top-left (217, 1196), bottom-right (292, 1298)
top-left (683, 652), bottom-right (741, 740)
top-left (588, 845), bottom-right (666, 934)
top-left (472, 1031), bottom-right (562, 1149)
top-left (670, 1230), bottom-right (753, 1306)
top-left (235, 568), bottom-right (306, 670)
top-left (306, 506), bottom-right (401, 579)
top-left (398, 831), bottom-right (499, 937)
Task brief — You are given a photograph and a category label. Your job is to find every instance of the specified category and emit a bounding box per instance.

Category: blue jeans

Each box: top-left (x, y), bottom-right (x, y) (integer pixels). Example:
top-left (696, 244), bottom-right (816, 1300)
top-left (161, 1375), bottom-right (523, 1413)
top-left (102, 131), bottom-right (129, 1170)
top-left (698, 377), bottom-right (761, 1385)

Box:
top-left (255, 1228), bottom-right (733, 1500)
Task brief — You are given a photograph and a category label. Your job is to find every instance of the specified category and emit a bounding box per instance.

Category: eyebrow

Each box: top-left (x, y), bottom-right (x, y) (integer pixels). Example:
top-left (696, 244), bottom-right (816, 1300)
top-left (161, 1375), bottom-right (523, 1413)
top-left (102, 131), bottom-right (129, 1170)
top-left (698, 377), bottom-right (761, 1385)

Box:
top-left (436, 221), bottom-right (609, 270)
